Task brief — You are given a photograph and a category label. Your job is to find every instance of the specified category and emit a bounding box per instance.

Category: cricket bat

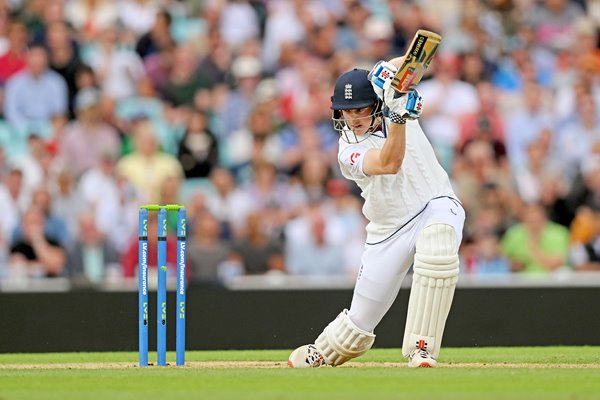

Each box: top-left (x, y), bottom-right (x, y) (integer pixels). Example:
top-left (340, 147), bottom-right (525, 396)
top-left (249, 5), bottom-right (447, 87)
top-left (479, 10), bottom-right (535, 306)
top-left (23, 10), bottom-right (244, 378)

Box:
top-left (391, 29), bottom-right (442, 93)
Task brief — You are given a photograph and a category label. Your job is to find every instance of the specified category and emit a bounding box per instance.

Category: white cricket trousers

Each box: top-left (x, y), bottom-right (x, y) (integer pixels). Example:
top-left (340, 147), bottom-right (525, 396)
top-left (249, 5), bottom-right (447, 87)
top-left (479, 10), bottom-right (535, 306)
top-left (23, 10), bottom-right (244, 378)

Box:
top-left (348, 196), bottom-right (465, 332)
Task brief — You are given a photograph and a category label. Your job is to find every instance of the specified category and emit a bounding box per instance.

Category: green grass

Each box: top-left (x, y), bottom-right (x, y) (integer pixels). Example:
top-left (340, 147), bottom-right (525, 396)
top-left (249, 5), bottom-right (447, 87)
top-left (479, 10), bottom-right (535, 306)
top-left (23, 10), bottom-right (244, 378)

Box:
top-left (1, 347), bottom-right (599, 400)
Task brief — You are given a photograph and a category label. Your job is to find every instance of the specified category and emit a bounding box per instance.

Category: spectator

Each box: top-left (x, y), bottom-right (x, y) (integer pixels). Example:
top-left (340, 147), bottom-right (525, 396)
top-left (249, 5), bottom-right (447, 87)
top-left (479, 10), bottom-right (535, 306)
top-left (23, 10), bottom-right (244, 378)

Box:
top-left (0, 167), bottom-right (25, 240)
top-left (0, 4), bottom-right (9, 55)
top-left (241, 159), bottom-right (300, 235)
top-left (453, 139), bottom-right (513, 219)
top-left (334, 0), bottom-right (368, 52)
top-left (11, 186), bottom-right (70, 247)
top-left (261, 0), bottom-right (307, 72)
top-left (465, 233), bottom-right (511, 275)
top-left (525, 0), bottom-right (584, 52)
top-left (463, 203), bottom-right (509, 245)
top-left (115, 78), bottom-right (182, 155)
top-left (78, 150), bottom-right (138, 254)
top-left (390, 2), bottom-right (439, 55)
top-left (504, 82), bottom-right (553, 171)
top-left (359, 16), bottom-right (394, 65)
top-left (188, 210), bottom-right (231, 284)
top-left (552, 93), bottom-right (600, 180)
top-left (309, 20), bottom-right (338, 61)
top-left (58, 88), bottom-right (121, 177)
top-left (116, 119), bottom-right (183, 203)
top-left (196, 26), bottom-right (231, 85)
top-left (74, 63), bottom-right (98, 92)
top-left (570, 204), bottom-right (600, 271)
top-left (8, 206), bottom-right (66, 278)
top-left (65, 0), bottom-right (118, 43)
top-left (118, 0), bottom-right (158, 37)
top-left (321, 178), bottom-right (365, 276)
top-left (292, 153), bottom-right (332, 205)
top-left (177, 108), bottom-right (219, 179)
top-left (278, 102), bottom-right (339, 173)
top-left (10, 134), bottom-right (53, 197)
top-left (142, 41), bottom-right (174, 92)
top-left (277, 53), bottom-right (332, 123)
top-left (45, 21), bottom-right (86, 117)
top-left (285, 204), bottom-right (345, 276)
top-left (458, 81), bottom-right (506, 158)
top-left (0, 145), bottom-right (9, 179)
top-left (501, 202), bottom-right (570, 273)
top-left (562, 154), bottom-right (600, 230)
top-left (135, 9), bottom-right (175, 59)
top-left (204, 167), bottom-right (254, 240)
top-left (4, 44), bottom-right (68, 134)
top-left (0, 227), bottom-right (7, 279)
top-left (22, 0), bottom-right (66, 46)
top-left (254, 78), bottom-right (284, 125)
top-left (84, 26), bottom-right (145, 101)
top-left (492, 31), bottom-right (552, 93)
top-left (183, 189), bottom-right (208, 231)
top-left (552, 27), bottom-right (600, 121)
top-left (225, 105), bottom-right (280, 172)
top-left (418, 53), bottom-right (479, 170)
top-left (159, 44), bottom-right (210, 107)
top-left (460, 52), bottom-right (493, 87)
top-left (570, 203), bottom-right (597, 245)
top-left (51, 169), bottom-right (83, 243)
top-left (216, 55), bottom-right (262, 139)
top-left (0, 19), bottom-right (28, 85)
top-left (514, 137), bottom-right (564, 205)
top-left (219, 0), bottom-right (259, 50)
top-left (229, 211), bottom-right (284, 275)
top-left (66, 212), bottom-right (120, 285)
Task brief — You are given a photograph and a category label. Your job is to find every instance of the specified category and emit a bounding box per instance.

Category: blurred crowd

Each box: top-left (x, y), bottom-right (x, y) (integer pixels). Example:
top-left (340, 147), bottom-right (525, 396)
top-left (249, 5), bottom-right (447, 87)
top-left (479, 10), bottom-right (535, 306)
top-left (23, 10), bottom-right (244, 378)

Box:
top-left (0, 0), bottom-right (599, 287)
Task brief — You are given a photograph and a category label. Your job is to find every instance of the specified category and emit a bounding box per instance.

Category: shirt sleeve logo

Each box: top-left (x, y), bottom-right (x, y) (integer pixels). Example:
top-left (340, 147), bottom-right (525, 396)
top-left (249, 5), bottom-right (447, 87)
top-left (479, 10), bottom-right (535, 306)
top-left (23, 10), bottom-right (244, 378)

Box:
top-left (350, 152), bottom-right (361, 165)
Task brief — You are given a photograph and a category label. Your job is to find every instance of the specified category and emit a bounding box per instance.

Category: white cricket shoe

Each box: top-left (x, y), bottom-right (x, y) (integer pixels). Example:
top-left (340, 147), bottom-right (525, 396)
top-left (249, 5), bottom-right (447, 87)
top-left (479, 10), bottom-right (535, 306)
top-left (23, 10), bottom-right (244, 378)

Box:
top-left (407, 344), bottom-right (437, 368)
top-left (288, 344), bottom-right (328, 368)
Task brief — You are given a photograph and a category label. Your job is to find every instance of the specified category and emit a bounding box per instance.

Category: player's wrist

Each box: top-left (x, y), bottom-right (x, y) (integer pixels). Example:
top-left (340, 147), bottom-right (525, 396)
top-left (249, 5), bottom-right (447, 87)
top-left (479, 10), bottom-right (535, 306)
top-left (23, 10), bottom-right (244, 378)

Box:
top-left (387, 112), bottom-right (406, 125)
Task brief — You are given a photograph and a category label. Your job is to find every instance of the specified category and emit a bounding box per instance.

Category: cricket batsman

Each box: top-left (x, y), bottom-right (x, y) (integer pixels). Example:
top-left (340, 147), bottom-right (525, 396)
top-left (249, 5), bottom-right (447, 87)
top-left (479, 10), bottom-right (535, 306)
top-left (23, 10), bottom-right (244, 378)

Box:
top-left (288, 54), bottom-right (465, 368)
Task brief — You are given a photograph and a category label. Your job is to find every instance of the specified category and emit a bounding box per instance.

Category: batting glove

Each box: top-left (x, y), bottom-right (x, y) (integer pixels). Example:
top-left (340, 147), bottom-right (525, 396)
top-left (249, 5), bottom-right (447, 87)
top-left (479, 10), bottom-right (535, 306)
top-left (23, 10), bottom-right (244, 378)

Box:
top-left (383, 89), bottom-right (424, 124)
top-left (368, 60), bottom-right (398, 100)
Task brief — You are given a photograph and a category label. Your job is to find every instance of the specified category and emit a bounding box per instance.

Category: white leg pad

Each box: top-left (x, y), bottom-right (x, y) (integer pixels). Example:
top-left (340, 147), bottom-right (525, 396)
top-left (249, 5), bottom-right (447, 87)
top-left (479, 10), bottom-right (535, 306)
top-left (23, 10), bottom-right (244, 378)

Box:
top-left (402, 224), bottom-right (459, 359)
top-left (315, 310), bottom-right (375, 366)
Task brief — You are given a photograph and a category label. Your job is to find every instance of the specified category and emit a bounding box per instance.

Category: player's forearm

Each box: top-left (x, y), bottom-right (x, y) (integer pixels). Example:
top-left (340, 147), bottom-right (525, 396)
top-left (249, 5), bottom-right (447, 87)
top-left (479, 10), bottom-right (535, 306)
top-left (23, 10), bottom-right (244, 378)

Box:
top-left (362, 125), bottom-right (406, 176)
top-left (377, 123), bottom-right (407, 173)
top-left (379, 88), bottom-right (421, 170)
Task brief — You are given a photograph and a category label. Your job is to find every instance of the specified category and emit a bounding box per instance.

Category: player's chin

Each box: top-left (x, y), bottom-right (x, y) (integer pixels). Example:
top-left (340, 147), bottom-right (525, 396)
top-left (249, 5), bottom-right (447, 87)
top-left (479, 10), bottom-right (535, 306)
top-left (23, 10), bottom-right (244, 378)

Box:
top-left (351, 126), bottom-right (369, 137)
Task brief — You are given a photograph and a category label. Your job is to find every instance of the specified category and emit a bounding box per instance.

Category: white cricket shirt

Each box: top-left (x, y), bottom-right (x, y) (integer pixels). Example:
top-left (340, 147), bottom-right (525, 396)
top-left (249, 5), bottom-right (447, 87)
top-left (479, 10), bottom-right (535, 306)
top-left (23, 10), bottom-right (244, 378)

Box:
top-left (338, 120), bottom-right (457, 243)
